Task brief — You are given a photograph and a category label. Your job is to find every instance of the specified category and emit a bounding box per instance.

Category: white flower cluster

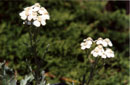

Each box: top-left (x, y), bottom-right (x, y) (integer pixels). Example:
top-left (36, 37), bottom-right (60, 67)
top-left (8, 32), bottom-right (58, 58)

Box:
top-left (80, 37), bottom-right (93, 50)
top-left (80, 37), bottom-right (114, 58)
top-left (96, 38), bottom-right (112, 47)
top-left (19, 3), bottom-right (50, 27)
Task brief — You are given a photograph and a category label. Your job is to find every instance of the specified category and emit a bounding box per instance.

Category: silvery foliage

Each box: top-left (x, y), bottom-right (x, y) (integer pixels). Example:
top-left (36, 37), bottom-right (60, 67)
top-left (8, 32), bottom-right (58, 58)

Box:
top-left (20, 73), bottom-right (34, 85)
top-left (0, 61), bottom-right (47, 85)
top-left (20, 70), bottom-right (47, 85)
top-left (39, 71), bottom-right (46, 85)
top-left (0, 61), bottom-right (17, 85)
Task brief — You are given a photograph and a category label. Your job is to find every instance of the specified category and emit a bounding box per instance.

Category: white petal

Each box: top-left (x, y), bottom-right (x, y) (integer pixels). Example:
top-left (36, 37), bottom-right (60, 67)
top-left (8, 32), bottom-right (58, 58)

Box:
top-left (96, 40), bottom-right (102, 45)
top-left (102, 40), bottom-right (107, 47)
top-left (80, 42), bottom-right (84, 46)
top-left (38, 7), bottom-right (48, 14)
top-left (91, 50), bottom-right (94, 54)
top-left (98, 51), bottom-right (103, 56)
top-left (101, 54), bottom-right (106, 58)
top-left (104, 38), bottom-right (113, 47)
top-left (19, 11), bottom-right (25, 16)
top-left (97, 45), bottom-right (103, 49)
top-left (41, 20), bottom-right (46, 26)
top-left (34, 3), bottom-right (40, 7)
top-left (96, 41), bottom-right (100, 44)
top-left (19, 11), bottom-right (27, 20)
top-left (32, 16), bottom-right (37, 20)
top-left (93, 52), bottom-right (98, 57)
top-left (81, 46), bottom-right (86, 50)
top-left (96, 38), bottom-right (103, 45)
top-left (21, 16), bottom-right (27, 20)
top-left (105, 48), bottom-right (114, 58)
top-left (28, 10), bottom-right (33, 15)
top-left (86, 44), bottom-right (91, 49)
top-left (42, 15), bottom-right (50, 20)
top-left (38, 9), bottom-right (44, 14)
top-left (87, 41), bottom-right (92, 45)
top-left (83, 39), bottom-right (87, 41)
top-left (33, 20), bottom-right (40, 27)
top-left (87, 37), bottom-right (93, 41)
top-left (110, 53), bottom-right (114, 57)
top-left (33, 7), bottom-right (40, 11)
top-left (108, 42), bottom-right (113, 47)
top-left (27, 15), bottom-right (33, 21)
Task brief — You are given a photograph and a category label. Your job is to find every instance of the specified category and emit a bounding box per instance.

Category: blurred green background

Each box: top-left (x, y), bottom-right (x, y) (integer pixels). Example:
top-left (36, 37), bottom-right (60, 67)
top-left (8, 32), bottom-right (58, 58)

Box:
top-left (0, 0), bottom-right (129, 85)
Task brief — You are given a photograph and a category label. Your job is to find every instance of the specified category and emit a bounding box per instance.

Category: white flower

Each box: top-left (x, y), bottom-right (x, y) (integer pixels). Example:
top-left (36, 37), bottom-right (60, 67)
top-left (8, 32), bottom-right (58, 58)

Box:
top-left (19, 11), bottom-right (25, 16)
top-left (38, 7), bottom-right (48, 15)
top-left (104, 38), bottom-right (113, 47)
top-left (96, 37), bottom-right (103, 45)
top-left (33, 20), bottom-right (40, 27)
top-left (83, 37), bottom-right (92, 41)
top-left (81, 37), bottom-right (114, 59)
top-left (91, 45), bottom-right (110, 58)
top-left (91, 45), bottom-right (104, 57)
top-left (81, 37), bottom-right (93, 50)
top-left (105, 48), bottom-right (114, 58)
top-left (91, 49), bottom-right (98, 57)
top-left (81, 42), bottom-right (91, 50)
top-left (19, 3), bottom-right (50, 27)
top-left (101, 52), bottom-right (107, 58)
top-left (21, 16), bottom-right (27, 20)
top-left (83, 37), bottom-right (93, 44)
top-left (37, 16), bottom-right (46, 26)
top-left (19, 11), bottom-right (27, 20)
top-left (41, 20), bottom-right (46, 26)
top-left (96, 38), bottom-right (113, 47)
top-left (97, 45), bottom-right (104, 54)
top-left (102, 40), bottom-right (108, 47)
top-left (91, 46), bottom-right (114, 58)
top-left (41, 14), bottom-right (50, 20)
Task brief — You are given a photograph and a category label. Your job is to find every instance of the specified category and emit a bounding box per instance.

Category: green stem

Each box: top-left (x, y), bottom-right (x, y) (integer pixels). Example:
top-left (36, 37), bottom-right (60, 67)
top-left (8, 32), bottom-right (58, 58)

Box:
top-left (34, 28), bottom-right (40, 84)
top-left (29, 26), bottom-right (33, 56)
top-left (86, 57), bottom-right (99, 85)
top-left (29, 26), bottom-right (40, 84)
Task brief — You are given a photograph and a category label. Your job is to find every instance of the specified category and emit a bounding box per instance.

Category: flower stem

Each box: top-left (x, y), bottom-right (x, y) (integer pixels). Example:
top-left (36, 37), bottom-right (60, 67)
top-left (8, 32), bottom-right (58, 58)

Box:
top-left (29, 26), bottom-right (33, 56)
top-left (29, 26), bottom-right (40, 84)
top-left (86, 57), bottom-right (99, 85)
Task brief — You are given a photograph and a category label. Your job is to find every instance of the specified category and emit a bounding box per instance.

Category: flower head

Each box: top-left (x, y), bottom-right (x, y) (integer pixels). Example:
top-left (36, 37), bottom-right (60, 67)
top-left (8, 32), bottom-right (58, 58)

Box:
top-left (91, 45), bottom-right (105, 58)
top-left (104, 38), bottom-right (113, 47)
top-left (81, 37), bottom-right (114, 58)
top-left (105, 48), bottom-right (114, 58)
top-left (19, 3), bottom-right (50, 27)
top-left (96, 37), bottom-right (103, 45)
top-left (81, 37), bottom-right (93, 50)
top-left (96, 38), bottom-right (113, 47)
